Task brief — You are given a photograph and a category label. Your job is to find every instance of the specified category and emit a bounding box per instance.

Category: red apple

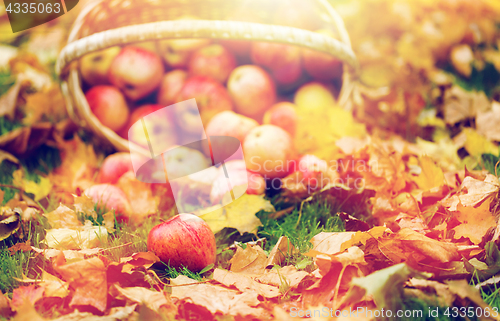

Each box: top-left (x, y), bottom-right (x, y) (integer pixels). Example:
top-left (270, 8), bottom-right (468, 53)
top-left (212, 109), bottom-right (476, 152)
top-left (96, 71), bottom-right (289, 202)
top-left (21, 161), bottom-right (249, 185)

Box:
top-left (302, 30), bottom-right (343, 81)
top-left (85, 85), bottom-right (129, 132)
top-left (188, 44), bottom-right (236, 83)
top-left (271, 61), bottom-right (303, 87)
top-left (108, 46), bottom-right (165, 101)
top-left (219, 39), bottom-right (252, 59)
top-left (147, 213), bottom-right (216, 272)
top-left (263, 102), bottom-right (298, 136)
top-left (243, 125), bottom-right (295, 178)
top-left (205, 111), bottom-right (258, 145)
top-left (84, 184), bottom-right (132, 219)
top-left (79, 46), bottom-right (121, 86)
top-left (123, 104), bottom-right (178, 155)
top-left (157, 69), bottom-right (188, 107)
top-left (251, 42), bottom-right (301, 71)
top-left (175, 76), bottom-right (233, 133)
top-left (227, 65), bottom-right (276, 119)
top-left (98, 152), bottom-right (146, 184)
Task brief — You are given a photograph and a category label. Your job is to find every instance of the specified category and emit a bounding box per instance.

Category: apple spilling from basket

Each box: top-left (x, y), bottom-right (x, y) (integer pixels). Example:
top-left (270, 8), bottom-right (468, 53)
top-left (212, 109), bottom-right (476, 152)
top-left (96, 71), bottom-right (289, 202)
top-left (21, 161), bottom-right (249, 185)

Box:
top-left (80, 31), bottom-right (344, 270)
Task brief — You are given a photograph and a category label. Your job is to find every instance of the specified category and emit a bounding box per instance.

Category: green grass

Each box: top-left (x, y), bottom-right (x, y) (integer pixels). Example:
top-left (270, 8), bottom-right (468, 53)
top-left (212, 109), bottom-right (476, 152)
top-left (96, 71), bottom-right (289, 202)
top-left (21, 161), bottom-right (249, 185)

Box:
top-left (478, 152), bottom-right (500, 176)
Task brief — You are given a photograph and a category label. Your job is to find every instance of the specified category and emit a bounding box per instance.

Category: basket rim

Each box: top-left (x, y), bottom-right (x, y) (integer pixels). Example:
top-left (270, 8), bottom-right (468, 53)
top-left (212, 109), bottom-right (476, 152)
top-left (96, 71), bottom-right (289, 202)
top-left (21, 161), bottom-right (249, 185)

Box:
top-left (56, 20), bottom-right (358, 77)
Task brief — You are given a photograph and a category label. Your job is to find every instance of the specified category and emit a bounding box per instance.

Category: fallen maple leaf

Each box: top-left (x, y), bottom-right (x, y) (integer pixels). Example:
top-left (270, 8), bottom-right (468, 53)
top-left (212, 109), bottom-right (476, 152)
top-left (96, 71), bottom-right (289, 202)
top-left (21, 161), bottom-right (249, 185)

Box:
top-left (412, 155), bottom-right (444, 191)
top-left (11, 285), bottom-right (44, 312)
top-left (170, 275), bottom-right (266, 318)
top-left (255, 265), bottom-right (309, 290)
top-left (198, 194), bottom-right (274, 234)
top-left (111, 284), bottom-right (173, 313)
top-left (229, 244), bottom-right (268, 274)
top-left (309, 232), bottom-right (356, 255)
top-left (452, 199), bottom-right (496, 244)
top-left (441, 174), bottom-right (499, 211)
top-left (213, 268), bottom-right (281, 298)
top-left (116, 171), bottom-right (158, 224)
top-left (54, 256), bottom-right (107, 312)
top-left (44, 221), bottom-right (107, 250)
top-left (44, 204), bottom-right (82, 229)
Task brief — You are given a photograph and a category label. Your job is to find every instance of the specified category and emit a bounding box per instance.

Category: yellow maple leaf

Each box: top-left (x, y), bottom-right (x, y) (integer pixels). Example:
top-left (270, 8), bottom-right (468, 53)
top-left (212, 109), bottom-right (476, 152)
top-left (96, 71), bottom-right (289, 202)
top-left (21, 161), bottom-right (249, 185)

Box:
top-left (452, 199), bottom-right (496, 245)
top-left (12, 169), bottom-right (52, 201)
top-left (463, 128), bottom-right (498, 157)
top-left (198, 194), bottom-right (274, 234)
top-left (412, 156), bottom-right (445, 191)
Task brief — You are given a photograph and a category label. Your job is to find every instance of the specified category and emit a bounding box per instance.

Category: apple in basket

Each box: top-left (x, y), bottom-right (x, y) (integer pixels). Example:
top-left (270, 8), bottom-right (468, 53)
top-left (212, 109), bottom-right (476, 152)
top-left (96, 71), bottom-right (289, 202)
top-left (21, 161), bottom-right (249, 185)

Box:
top-left (302, 29), bottom-right (343, 81)
top-left (205, 111), bottom-right (258, 146)
top-left (175, 76), bottom-right (233, 133)
top-left (79, 46), bottom-right (121, 86)
top-left (122, 104), bottom-right (178, 152)
top-left (157, 69), bottom-right (188, 107)
top-left (263, 102), bottom-right (298, 136)
top-left (243, 124), bottom-right (295, 178)
top-left (227, 65), bottom-right (276, 120)
top-left (97, 152), bottom-right (148, 184)
top-left (188, 44), bottom-right (237, 83)
top-left (147, 213), bottom-right (216, 272)
top-left (108, 46), bottom-right (165, 101)
top-left (85, 85), bottom-right (129, 132)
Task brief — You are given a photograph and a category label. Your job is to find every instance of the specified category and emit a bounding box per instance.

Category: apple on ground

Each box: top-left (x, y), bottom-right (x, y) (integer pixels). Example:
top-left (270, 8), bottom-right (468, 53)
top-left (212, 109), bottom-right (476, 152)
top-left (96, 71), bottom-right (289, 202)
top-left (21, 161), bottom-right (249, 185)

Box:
top-left (98, 152), bottom-right (147, 184)
top-left (210, 160), bottom-right (266, 204)
top-left (263, 102), bottom-right (298, 136)
top-left (294, 82), bottom-right (336, 112)
top-left (84, 184), bottom-right (133, 220)
top-left (121, 104), bottom-right (178, 155)
top-left (108, 46), bottom-right (165, 101)
top-left (157, 69), bottom-right (188, 107)
top-left (175, 76), bottom-right (233, 133)
top-left (227, 65), bottom-right (276, 120)
top-left (188, 44), bottom-right (236, 83)
top-left (282, 154), bottom-right (339, 194)
top-left (79, 46), bottom-right (121, 86)
top-left (85, 85), bottom-right (129, 132)
top-left (147, 213), bottom-right (216, 272)
top-left (243, 125), bottom-right (295, 178)
top-left (302, 29), bottom-right (343, 81)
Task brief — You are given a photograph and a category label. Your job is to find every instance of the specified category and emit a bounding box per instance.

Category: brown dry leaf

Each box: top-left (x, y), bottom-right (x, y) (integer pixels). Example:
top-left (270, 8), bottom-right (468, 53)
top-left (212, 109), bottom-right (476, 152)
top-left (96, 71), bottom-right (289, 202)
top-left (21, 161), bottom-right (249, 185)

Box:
top-left (22, 85), bottom-right (67, 125)
top-left (102, 211), bottom-right (115, 233)
top-left (73, 195), bottom-right (97, 221)
top-left (443, 86), bottom-right (490, 125)
top-left (116, 172), bottom-right (158, 224)
top-left (120, 252), bottom-right (160, 272)
top-left (170, 275), bottom-right (265, 318)
top-left (111, 284), bottom-right (172, 313)
top-left (0, 123), bottom-right (53, 156)
top-left (14, 270), bottom-right (69, 299)
top-left (340, 226), bottom-right (389, 252)
top-left (266, 236), bottom-right (295, 267)
top-left (11, 285), bottom-right (44, 312)
top-left (213, 268), bottom-right (281, 298)
top-left (7, 241), bottom-right (30, 256)
top-left (396, 228), bottom-right (459, 263)
top-left (446, 279), bottom-right (498, 320)
top-left (255, 265), bottom-right (309, 289)
top-left (452, 199), bottom-right (496, 245)
top-left (441, 174), bottom-right (499, 211)
top-left (31, 247), bottom-right (101, 262)
top-left (54, 256), bottom-right (107, 312)
top-left (44, 204), bottom-right (82, 229)
top-left (44, 221), bottom-right (108, 250)
top-left (309, 232), bottom-right (356, 255)
top-left (477, 101), bottom-right (500, 141)
top-left (49, 136), bottom-right (100, 203)
top-left (412, 156), bottom-right (445, 191)
top-left (406, 278), bottom-right (455, 307)
top-left (229, 244), bottom-right (268, 274)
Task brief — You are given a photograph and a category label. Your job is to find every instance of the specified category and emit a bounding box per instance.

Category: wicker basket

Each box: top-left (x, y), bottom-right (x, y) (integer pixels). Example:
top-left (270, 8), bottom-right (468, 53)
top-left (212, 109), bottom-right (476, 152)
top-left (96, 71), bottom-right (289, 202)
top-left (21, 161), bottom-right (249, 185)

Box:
top-left (56, 0), bottom-right (358, 157)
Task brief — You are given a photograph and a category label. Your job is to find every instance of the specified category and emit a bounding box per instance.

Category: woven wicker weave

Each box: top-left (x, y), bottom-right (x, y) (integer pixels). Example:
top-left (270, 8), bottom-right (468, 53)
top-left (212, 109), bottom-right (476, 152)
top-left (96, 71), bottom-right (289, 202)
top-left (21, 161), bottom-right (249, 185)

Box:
top-left (56, 0), bottom-right (358, 156)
